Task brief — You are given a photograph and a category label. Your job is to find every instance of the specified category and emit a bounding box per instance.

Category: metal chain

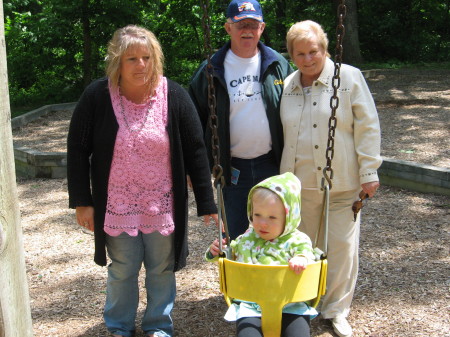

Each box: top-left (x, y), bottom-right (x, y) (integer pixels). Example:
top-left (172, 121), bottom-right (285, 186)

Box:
top-left (200, 0), bottom-right (231, 252)
top-left (200, 0), bottom-right (225, 189)
top-left (321, 0), bottom-right (346, 190)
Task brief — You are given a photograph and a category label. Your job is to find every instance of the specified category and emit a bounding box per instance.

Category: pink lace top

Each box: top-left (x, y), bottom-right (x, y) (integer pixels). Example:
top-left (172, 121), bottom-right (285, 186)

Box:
top-left (104, 77), bottom-right (174, 237)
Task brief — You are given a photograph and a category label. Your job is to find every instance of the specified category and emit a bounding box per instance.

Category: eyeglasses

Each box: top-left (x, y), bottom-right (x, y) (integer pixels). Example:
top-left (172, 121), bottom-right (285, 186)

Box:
top-left (351, 191), bottom-right (369, 221)
top-left (228, 21), bottom-right (262, 30)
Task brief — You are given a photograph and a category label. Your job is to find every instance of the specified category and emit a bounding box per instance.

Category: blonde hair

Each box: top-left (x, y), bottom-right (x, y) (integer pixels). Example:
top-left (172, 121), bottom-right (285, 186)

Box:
top-left (252, 187), bottom-right (279, 203)
top-left (105, 25), bottom-right (164, 92)
top-left (249, 188), bottom-right (281, 221)
top-left (286, 20), bottom-right (330, 60)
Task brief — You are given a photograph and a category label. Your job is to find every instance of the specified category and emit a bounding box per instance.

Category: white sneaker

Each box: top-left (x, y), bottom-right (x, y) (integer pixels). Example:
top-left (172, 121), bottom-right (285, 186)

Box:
top-left (331, 316), bottom-right (353, 337)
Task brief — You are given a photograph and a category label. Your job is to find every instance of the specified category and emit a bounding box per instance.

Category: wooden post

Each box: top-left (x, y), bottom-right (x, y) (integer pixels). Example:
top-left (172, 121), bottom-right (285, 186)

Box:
top-left (0, 0), bottom-right (34, 335)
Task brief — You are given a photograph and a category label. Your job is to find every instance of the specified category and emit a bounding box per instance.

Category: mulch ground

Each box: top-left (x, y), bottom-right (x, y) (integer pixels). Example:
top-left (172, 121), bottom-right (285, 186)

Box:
top-left (10, 67), bottom-right (450, 336)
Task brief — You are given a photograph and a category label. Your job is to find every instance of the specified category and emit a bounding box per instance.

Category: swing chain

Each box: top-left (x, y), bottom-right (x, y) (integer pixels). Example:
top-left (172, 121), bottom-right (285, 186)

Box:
top-left (321, 0), bottom-right (346, 190)
top-left (201, 0), bottom-right (231, 254)
top-left (200, 0), bottom-right (225, 188)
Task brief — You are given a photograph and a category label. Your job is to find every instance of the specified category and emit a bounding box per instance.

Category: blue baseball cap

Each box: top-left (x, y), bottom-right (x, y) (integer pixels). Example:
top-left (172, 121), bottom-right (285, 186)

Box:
top-left (226, 0), bottom-right (264, 22)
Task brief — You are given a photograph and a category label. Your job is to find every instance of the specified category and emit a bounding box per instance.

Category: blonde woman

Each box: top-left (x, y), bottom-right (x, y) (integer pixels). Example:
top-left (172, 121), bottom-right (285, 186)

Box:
top-left (67, 25), bottom-right (218, 337)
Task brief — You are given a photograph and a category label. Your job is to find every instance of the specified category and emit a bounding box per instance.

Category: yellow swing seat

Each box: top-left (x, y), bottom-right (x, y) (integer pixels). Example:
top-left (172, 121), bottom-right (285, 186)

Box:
top-left (216, 184), bottom-right (330, 337)
top-left (218, 257), bottom-right (327, 337)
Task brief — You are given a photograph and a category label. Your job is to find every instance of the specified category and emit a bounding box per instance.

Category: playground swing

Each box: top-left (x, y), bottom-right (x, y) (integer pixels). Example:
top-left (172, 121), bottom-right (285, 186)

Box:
top-left (199, 1), bottom-right (348, 336)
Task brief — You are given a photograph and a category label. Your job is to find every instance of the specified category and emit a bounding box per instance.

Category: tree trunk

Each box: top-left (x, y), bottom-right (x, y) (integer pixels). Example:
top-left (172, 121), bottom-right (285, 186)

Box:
top-left (0, 0), bottom-right (34, 335)
top-left (332, 0), bottom-right (363, 64)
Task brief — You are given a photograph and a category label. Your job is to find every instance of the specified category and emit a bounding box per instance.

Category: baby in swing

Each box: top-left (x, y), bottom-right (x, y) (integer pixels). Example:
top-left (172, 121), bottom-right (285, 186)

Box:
top-left (206, 172), bottom-right (317, 337)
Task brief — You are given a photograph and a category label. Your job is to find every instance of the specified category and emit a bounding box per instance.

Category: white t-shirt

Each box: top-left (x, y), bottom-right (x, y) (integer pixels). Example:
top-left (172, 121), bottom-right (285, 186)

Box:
top-left (224, 50), bottom-right (271, 159)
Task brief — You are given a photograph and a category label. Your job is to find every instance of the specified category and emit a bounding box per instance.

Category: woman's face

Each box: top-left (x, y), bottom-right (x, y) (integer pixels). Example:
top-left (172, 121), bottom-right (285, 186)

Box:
top-left (119, 45), bottom-right (152, 89)
top-left (291, 36), bottom-right (327, 83)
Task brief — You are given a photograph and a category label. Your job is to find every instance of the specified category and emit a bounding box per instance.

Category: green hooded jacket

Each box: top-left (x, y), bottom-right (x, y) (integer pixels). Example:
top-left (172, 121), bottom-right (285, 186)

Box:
top-left (231, 172), bottom-right (315, 264)
top-left (205, 172), bottom-right (318, 320)
top-left (206, 172), bottom-right (315, 264)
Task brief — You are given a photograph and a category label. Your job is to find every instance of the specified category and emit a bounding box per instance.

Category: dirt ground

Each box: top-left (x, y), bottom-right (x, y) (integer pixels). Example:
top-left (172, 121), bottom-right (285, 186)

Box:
top-left (12, 68), bottom-right (450, 336)
top-left (367, 68), bottom-right (450, 168)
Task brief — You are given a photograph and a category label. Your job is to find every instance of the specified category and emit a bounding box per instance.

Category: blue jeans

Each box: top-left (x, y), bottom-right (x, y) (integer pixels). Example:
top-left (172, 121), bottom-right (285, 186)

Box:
top-left (223, 151), bottom-right (279, 240)
top-left (104, 231), bottom-right (175, 337)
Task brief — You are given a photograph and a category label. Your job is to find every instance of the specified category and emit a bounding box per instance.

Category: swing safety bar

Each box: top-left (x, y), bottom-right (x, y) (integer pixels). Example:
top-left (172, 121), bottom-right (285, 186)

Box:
top-left (216, 181), bottom-right (231, 257)
top-left (315, 183), bottom-right (330, 259)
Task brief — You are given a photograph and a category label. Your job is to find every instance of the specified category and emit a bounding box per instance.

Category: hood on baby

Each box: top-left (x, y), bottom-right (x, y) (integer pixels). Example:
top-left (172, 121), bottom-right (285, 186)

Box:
top-left (247, 172), bottom-right (302, 238)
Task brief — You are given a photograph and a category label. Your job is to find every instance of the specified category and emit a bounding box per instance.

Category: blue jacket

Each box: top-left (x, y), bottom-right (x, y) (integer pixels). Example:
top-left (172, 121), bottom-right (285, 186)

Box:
top-left (189, 42), bottom-right (293, 184)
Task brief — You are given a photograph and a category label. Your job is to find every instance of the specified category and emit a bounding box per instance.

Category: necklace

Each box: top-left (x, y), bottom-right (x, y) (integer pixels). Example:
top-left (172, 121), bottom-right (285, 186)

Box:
top-left (119, 92), bottom-right (153, 134)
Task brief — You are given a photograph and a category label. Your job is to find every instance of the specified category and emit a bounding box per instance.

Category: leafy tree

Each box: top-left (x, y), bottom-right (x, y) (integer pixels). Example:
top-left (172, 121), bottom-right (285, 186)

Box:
top-left (146, 0), bottom-right (229, 85)
top-left (261, 0), bottom-right (333, 53)
top-left (5, 0), bottom-right (145, 107)
top-left (358, 0), bottom-right (449, 63)
top-left (333, 0), bottom-right (363, 64)
top-left (4, 0), bottom-right (449, 111)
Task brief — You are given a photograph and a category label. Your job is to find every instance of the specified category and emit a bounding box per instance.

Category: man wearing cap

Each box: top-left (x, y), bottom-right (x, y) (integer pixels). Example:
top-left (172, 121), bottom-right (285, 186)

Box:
top-left (189, 0), bottom-right (293, 240)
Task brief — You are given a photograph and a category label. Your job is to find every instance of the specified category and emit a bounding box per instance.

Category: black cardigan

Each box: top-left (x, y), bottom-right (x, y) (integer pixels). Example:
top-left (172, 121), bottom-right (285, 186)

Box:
top-left (67, 78), bottom-right (217, 270)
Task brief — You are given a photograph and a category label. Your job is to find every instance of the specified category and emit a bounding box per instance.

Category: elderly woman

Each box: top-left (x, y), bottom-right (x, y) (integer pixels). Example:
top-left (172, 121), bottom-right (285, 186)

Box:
top-left (280, 20), bottom-right (382, 337)
top-left (67, 25), bottom-right (217, 337)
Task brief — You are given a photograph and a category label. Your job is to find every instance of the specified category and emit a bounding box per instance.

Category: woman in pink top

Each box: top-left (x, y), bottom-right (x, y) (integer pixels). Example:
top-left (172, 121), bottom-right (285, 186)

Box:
top-left (67, 25), bottom-right (218, 337)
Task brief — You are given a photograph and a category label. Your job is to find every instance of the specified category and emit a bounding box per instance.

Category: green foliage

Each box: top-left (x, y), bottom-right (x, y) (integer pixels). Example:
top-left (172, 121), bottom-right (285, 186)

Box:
top-left (261, 0), bottom-right (334, 52)
top-left (358, 61), bottom-right (450, 71)
top-left (358, 0), bottom-right (450, 62)
top-left (4, 0), bottom-right (449, 115)
top-left (144, 0), bottom-right (229, 85)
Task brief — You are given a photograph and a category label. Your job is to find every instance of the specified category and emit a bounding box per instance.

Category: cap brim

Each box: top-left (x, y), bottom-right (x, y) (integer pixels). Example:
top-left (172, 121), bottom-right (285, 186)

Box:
top-left (230, 14), bottom-right (263, 22)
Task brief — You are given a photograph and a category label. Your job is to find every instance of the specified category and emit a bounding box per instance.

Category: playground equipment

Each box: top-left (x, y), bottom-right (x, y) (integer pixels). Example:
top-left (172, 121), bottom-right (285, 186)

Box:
top-left (199, 1), bottom-right (349, 336)
top-left (0, 1), bottom-right (34, 335)
top-left (219, 258), bottom-right (327, 337)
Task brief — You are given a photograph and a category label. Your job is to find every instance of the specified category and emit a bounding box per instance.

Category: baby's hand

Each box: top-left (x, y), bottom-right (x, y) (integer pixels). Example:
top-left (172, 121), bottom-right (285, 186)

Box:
top-left (289, 256), bottom-right (308, 274)
top-left (209, 238), bottom-right (227, 257)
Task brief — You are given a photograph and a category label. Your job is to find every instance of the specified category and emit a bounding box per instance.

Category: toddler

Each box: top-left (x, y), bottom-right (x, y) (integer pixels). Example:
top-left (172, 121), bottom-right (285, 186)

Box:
top-left (206, 172), bottom-right (317, 337)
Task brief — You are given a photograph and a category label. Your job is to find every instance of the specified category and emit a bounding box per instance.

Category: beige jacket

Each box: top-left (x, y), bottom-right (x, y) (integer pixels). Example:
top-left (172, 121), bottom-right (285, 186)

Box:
top-left (280, 58), bottom-right (382, 192)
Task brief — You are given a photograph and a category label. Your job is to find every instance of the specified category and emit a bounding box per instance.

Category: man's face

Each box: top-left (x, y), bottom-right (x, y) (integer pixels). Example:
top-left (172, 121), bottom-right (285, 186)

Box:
top-left (225, 19), bottom-right (265, 58)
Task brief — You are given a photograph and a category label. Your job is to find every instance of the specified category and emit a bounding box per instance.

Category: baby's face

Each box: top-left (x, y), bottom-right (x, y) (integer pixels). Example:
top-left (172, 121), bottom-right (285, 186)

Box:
top-left (251, 196), bottom-right (286, 241)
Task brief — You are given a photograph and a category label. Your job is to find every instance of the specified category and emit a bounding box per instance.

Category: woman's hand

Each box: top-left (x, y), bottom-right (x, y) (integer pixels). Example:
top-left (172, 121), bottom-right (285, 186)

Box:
top-left (289, 256), bottom-right (308, 274)
top-left (209, 238), bottom-right (227, 257)
top-left (203, 213), bottom-right (220, 227)
top-left (361, 181), bottom-right (380, 198)
top-left (76, 206), bottom-right (94, 232)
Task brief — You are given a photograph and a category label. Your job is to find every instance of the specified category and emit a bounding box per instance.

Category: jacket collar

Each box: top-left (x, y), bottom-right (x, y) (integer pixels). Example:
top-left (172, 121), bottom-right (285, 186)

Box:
top-left (317, 57), bottom-right (334, 86)
top-left (211, 41), bottom-right (279, 81)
